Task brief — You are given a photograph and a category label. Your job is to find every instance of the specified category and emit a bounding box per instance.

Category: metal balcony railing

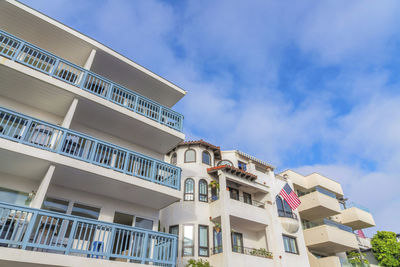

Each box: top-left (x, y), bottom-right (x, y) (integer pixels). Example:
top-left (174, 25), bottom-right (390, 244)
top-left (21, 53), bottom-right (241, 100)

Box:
top-left (0, 30), bottom-right (183, 132)
top-left (231, 196), bottom-right (265, 209)
top-left (0, 202), bottom-right (177, 266)
top-left (344, 202), bottom-right (370, 213)
top-left (278, 210), bottom-right (298, 220)
top-left (298, 186), bottom-right (337, 199)
top-left (302, 219), bottom-right (353, 233)
top-left (232, 246), bottom-right (273, 259)
top-left (0, 107), bottom-right (181, 190)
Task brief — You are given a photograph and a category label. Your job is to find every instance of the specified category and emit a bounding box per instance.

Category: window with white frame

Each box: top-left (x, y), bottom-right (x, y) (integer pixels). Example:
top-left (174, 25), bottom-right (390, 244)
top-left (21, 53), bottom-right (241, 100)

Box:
top-left (184, 149), bottom-right (196, 163)
top-left (184, 178), bottom-right (195, 201)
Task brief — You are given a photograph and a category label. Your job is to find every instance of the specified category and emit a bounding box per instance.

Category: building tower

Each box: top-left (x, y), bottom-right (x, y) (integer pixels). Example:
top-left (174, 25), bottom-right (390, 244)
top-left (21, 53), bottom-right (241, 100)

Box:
top-left (161, 141), bottom-right (311, 267)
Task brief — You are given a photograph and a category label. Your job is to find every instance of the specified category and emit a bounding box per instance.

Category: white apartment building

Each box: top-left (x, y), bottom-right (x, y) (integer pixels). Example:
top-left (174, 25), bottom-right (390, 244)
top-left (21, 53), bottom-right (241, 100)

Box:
top-left (161, 141), bottom-right (311, 267)
top-left (0, 1), bottom-right (185, 266)
top-left (281, 170), bottom-right (376, 267)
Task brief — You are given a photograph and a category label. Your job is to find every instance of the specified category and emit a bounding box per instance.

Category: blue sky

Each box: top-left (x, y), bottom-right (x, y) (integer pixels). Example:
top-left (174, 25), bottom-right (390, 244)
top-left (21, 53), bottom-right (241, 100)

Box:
top-left (20, 0), bottom-right (400, 236)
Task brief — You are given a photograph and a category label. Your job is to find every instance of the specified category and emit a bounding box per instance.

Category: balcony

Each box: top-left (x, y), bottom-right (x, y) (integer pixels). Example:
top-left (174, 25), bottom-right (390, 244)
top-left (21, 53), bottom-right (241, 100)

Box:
top-left (0, 107), bottom-right (181, 191)
top-left (303, 219), bottom-right (358, 254)
top-left (334, 204), bottom-right (375, 230)
top-left (0, 202), bottom-right (177, 266)
top-left (231, 196), bottom-right (265, 209)
top-left (0, 29), bottom-right (183, 132)
top-left (298, 187), bottom-right (341, 220)
top-left (230, 246), bottom-right (273, 267)
top-left (278, 211), bottom-right (300, 234)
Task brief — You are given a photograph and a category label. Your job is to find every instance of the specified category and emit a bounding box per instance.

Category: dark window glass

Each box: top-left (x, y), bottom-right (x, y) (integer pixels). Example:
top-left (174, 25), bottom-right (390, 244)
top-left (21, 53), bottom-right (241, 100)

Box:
top-left (169, 225), bottom-right (179, 236)
top-left (283, 235), bottom-right (299, 254)
top-left (229, 187), bottom-right (239, 200)
top-left (202, 151), bottom-right (211, 165)
top-left (42, 197), bottom-right (69, 213)
top-left (135, 217), bottom-right (153, 230)
top-left (238, 161), bottom-right (247, 171)
top-left (243, 192), bottom-right (252, 205)
top-left (276, 196), bottom-right (285, 216)
top-left (231, 232), bottom-right (244, 253)
top-left (213, 228), bottom-right (223, 254)
top-left (283, 199), bottom-right (293, 217)
top-left (170, 225), bottom-right (179, 257)
top-left (113, 212), bottom-right (134, 226)
top-left (199, 225), bottom-right (209, 256)
top-left (71, 203), bottom-right (100, 219)
top-left (184, 178), bottom-right (195, 201)
top-left (199, 179), bottom-right (208, 202)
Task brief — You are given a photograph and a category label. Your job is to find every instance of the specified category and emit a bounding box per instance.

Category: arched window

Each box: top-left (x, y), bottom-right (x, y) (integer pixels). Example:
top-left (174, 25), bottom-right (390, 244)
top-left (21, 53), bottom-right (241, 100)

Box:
top-left (185, 149), bottom-right (196, 163)
top-left (283, 199), bottom-right (293, 217)
top-left (184, 178), bottom-right (194, 201)
top-left (276, 196), bottom-right (285, 216)
top-left (199, 179), bottom-right (208, 202)
top-left (217, 160), bottom-right (233, 167)
top-left (276, 196), bottom-right (293, 218)
top-left (202, 151), bottom-right (211, 165)
top-left (170, 153), bottom-right (177, 165)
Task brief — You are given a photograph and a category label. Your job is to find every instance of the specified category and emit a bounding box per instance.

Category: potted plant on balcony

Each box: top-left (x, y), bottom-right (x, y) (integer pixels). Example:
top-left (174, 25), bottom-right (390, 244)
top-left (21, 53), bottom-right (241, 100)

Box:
top-left (185, 259), bottom-right (212, 267)
top-left (209, 181), bottom-right (220, 190)
top-left (214, 223), bottom-right (221, 233)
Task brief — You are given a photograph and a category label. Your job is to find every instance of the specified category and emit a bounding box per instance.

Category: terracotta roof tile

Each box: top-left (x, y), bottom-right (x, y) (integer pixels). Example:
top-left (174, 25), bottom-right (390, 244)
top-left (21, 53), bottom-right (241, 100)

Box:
top-left (168, 139), bottom-right (221, 159)
top-left (207, 164), bottom-right (257, 180)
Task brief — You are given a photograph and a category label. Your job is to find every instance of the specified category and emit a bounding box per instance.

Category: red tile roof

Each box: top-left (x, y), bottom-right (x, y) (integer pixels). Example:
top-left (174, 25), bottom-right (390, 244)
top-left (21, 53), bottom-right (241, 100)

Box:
top-left (207, 165), bottom-right (257, 181)
top-left (168, 139), bottom-right (221, 159)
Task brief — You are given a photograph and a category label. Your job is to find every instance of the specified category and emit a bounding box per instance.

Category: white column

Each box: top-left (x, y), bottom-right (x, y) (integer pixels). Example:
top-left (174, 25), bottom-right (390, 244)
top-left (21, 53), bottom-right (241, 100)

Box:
top-left (218, 171), bottom-right (233, 267)
top-left (61, 98), bottom-right (78, 128)
top-left (84, 49), bottom-right (97, 70)
top-left (30, 165), bottom-right (55, 209)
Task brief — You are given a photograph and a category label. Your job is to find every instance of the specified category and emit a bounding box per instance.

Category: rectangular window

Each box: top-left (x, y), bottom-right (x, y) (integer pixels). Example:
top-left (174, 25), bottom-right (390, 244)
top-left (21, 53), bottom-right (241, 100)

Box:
top-left (135, 217), bottom-right (153, 230)
top-left (113, 212), bottom-right (134, 226)
top-left (238, 161), bottom-right (247, 171)
top-left (231, 232), bottom-right (244, 253)
top-left (228, 187), bottom-right (239, 200)
top-left (71, 203), bottom-right (100, 220)
top-left (169, 225), bottom-right (179, 257)
top-left (243, 192), bottom-right (252, 205)
top-left (169, 225), bottom-right (179, 236)
top-left (213, 228), bottom-right (223, 254)
top-left (198, 225), bottom-right (209, 256)
top-left (42, 197), bottom-right (69, 213)
top-left (283, 235), bottom-right (299, 254)
top-left (0, 187), bottom-right (30, 206)
top-left (182, 224), bottom-right (194, 256)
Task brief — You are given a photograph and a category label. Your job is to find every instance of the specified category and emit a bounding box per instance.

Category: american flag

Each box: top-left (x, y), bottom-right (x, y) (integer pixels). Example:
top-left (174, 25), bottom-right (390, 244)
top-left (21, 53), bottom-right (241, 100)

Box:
top-left (279, 183), bottom-right (301, 210)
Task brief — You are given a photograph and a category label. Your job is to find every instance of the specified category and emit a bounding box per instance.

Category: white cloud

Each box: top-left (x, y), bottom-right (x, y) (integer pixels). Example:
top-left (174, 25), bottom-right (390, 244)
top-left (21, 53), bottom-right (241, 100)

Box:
top-left (19, 0), bottom-right (400, 235)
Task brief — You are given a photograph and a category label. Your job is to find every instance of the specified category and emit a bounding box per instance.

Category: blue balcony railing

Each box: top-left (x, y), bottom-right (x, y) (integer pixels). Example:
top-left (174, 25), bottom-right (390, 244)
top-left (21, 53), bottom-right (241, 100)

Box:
top-left (0, 202), bottom-right (177, 266)
top-left (0, 107), bottom-right (181, 190)
top-left (345, 202), bottom-right (370, 213)
top-left (323, 219), bottom-right (353, 233)
top-left (0, 30), bottom-right (183, 132)
top-left (302, 219), bottom-right (353, 233)
top-left (314, 186), bottom-right (337, 198)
